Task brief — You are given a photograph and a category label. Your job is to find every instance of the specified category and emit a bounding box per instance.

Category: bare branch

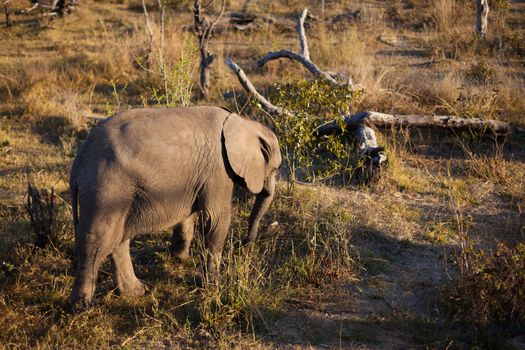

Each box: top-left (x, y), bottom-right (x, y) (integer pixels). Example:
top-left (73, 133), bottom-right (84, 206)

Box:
top-left (20, 3), bottom-right (39, 14)
top-left (193, 0), bottom-right (203, 36)
top-left (297, 8), bottom-right (309, 60)
top-left (240, 0), bottom-right (251, 13)
top-left (257, 49), bottom-right (339, 85)
top-left (256, 8), bottom-right (352, 86)
top-left (366, 111), bottom-right (519, 135)
top-left (0, 72), bottom-right (15, 82)
top-left (157, 0), bottom-right (168, 101)
top-left (208, 0), bottom-right (226, 35)
top-left (225, 58), bottom-right (290, 117)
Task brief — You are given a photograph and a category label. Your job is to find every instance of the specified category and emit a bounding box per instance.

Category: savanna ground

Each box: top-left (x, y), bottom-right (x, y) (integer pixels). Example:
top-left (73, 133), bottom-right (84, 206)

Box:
top-left (1, 0), bottom-right (525, 348)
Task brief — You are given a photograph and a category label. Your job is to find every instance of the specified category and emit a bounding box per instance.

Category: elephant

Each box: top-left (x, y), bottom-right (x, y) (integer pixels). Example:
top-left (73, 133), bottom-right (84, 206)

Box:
top-left (68, 106), bottom-right (281, 309)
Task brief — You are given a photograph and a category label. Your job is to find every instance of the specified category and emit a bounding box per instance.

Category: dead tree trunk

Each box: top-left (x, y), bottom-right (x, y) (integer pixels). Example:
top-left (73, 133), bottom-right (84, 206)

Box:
top-left (256, 8), bottom-right (353, 87)
top-left (476, 0), bottom-right (489, 37)
top-left (4, 0), bottom-right (12, 27)
top-left (317, 111), bottom-right (523, 136)
top-left (25, 184), bottom-right (57, 249)
top-left (226, 7), bottom-right (524, 184)
top-left (194, 0), bottom-right (226, 100)
top-left (140, 0), bottom-right (154, 69)
top-left (226, 58), bottom-right (386, 184)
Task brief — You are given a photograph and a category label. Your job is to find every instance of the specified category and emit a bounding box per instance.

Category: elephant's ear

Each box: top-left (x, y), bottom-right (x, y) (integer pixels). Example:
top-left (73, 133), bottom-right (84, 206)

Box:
top-left (223, 114), bottom-right (271, 194)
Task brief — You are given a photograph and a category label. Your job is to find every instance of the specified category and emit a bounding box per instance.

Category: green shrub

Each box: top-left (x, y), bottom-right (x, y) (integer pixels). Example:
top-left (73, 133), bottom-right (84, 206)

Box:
top-left (270, 79), bottom-right (362, 183)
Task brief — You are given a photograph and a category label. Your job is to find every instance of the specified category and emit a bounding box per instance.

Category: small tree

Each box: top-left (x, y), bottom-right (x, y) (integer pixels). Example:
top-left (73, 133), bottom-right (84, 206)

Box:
top-left (476, 0), bottom-right (489, 37)
top-left (193, 0), bottom-right (226, 100)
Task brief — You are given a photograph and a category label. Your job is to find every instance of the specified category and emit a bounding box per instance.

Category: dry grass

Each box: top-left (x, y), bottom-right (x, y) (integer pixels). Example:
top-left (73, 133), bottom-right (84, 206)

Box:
top-left (1, 0), bottom-right (525, 348)
top-left (431, 0), bottom-right (457, 34)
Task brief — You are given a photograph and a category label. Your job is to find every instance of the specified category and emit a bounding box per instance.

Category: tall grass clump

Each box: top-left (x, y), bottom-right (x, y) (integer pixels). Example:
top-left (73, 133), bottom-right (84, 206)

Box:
top-left (447, 241), bottom-right (525, 325)
top-left (196, 184), bottom-right (358, 335)
top-left (152, 35), bottom-right (197, 107)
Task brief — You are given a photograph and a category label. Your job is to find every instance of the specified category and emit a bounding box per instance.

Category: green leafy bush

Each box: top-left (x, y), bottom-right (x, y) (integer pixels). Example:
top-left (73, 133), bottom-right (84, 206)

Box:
top-left (448, 241), bottom-right (525, 324)
top-left (270, 78), bottom-right (362, 183)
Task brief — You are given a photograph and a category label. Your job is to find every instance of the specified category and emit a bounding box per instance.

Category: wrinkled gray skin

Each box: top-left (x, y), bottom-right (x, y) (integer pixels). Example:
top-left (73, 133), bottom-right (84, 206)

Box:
top-left (69, 106), bottom-right (281, 309)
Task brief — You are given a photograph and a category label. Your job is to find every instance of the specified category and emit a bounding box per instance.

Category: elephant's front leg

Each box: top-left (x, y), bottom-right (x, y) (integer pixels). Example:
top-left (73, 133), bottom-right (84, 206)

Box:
top-left (171, 212), bottom-right (198, 261)
top-left (203, 207), bottom-right (231, 279)
top-left (111, 239), bottom-right (147, 297)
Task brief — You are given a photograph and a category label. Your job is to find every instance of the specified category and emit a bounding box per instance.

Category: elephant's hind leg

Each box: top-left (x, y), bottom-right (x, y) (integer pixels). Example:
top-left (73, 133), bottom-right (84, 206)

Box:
top-left (70, 232), bottom-right (115, 310)
top-left (70, 210), bottom-right (126, 310)
top-left (171, 212), bottom-right (198, 261)
top-left (111, 239), bottom-right (146, 297)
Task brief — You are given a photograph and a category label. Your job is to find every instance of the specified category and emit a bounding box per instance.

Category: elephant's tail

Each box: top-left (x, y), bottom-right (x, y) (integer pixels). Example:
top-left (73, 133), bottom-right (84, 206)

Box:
top-left (70, 178), bottom-right (78, 236)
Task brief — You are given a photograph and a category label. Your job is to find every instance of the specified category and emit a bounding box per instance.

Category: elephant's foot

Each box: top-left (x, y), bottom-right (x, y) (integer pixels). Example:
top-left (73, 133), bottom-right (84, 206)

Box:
top-left (118, 279), bottom-right (147, 297)
top-left (173, 251), bottom-right (191, 261)
top-left (170, 245), bottom-right (192, 262)
top-left (68, 295), bottom-right (96, 313)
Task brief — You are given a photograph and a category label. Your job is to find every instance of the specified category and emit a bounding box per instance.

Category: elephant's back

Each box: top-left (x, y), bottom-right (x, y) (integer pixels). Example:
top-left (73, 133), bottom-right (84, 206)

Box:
top-left (72, 106), bottom-right (229, 183)
top-left (106, 106), bottom-right (227, 167)
top-left (106, 106), bottom-right (229, 134)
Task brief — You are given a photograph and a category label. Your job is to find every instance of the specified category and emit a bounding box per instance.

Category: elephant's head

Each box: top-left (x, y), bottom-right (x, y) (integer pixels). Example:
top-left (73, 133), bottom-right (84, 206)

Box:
top-left (223, 113), bottom-right (281, 244)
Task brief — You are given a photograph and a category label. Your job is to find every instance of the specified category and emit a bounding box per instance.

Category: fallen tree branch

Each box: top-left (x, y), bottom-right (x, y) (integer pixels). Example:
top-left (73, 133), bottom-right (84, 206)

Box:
top-left (20, 3), bottom-right (40, 14)
top-left (225, 58), bottom-right (289, 117)
top-left (257, 49), bottom-right (339, 85)
top-left (221, 11), bottom-right (295, 32)
top-left (256, 8), bottom-right (352, 87)
top-left (18, 0), bottom-right (78, 16)
top-left (226, 57), bottom-right (385, 183)
top-left (224, 7), bottom-right (525, 185)
top-left (317, 111), bottom-right (523, 136)
top-left (209, 8), bottom-right (362, 34)
top-left (365, 111), bottom-right (517, 134)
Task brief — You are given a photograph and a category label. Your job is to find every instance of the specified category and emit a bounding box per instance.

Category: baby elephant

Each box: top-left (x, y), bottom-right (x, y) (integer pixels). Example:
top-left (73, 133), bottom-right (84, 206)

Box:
top-left (69, 106), bottom-right (281, 309)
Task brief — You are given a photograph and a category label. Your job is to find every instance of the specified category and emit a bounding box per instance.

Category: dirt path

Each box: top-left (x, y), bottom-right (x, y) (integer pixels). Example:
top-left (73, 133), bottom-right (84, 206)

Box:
top-left (262, 221), bottom-right (453, 349)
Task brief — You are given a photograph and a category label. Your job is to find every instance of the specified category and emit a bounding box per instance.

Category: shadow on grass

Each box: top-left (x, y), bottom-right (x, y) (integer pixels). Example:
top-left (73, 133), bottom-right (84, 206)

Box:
top-left (257, 226), bottom-right (522, 349)
top-left (384, 127), bottom-right (525, 163)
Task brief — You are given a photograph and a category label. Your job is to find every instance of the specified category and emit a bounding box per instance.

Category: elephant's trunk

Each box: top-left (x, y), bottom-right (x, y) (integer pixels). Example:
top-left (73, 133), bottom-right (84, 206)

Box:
top-left (243, 174), bottom-right (276, 245)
